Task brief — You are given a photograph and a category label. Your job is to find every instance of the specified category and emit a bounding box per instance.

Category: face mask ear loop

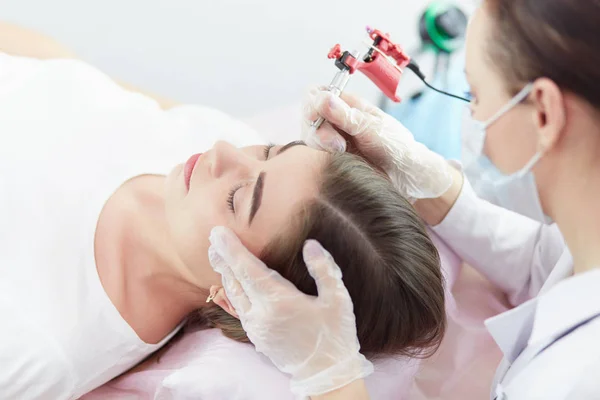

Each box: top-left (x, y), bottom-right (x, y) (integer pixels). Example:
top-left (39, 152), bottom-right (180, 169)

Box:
top-left (515, 151), bottom-right (543, 178)
top-left (482, 83), bottom-right (535, 129)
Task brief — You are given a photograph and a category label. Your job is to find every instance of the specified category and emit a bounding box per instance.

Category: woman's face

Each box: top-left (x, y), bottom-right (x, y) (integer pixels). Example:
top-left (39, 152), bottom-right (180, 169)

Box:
top-left (164, 140), bottom-right (326, 289)
top-left (465, 5), bottom-right (539, 174)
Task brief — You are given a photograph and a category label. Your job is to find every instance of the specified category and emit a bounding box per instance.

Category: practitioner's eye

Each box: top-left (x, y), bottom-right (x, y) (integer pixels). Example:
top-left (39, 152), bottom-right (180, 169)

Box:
top-left (466, 88), bottom-right (478, 105)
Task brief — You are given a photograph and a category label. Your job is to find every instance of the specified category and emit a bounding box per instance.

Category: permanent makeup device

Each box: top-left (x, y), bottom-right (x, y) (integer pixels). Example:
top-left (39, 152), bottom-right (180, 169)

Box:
top-left (311, 25), bottom-right (470, 130)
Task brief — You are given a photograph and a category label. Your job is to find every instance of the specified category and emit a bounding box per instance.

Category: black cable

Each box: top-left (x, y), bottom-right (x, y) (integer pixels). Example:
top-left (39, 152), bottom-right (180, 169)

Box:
top-left (406, 60), bottom-right (471, 103)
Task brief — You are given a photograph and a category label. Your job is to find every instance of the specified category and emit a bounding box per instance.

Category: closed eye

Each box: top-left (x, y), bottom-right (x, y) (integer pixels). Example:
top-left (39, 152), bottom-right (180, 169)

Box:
top-left (226, 183), bottom-right (244, 213)
top-left (263, 143), bottom-right (275, 160)
top-left (228, 143), bottom-right (274, 215)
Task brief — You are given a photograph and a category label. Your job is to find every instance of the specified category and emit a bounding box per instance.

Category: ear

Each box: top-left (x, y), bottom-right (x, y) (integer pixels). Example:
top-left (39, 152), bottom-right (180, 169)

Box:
top-left (531, 78), bottom-right (567, 153)
top-left (209, 285), bottom-right (239, 319)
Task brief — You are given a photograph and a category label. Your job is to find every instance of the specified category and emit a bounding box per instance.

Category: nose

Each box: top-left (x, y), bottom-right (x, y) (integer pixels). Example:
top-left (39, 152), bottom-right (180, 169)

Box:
top-left (209, 141), bottom-right (254, 178)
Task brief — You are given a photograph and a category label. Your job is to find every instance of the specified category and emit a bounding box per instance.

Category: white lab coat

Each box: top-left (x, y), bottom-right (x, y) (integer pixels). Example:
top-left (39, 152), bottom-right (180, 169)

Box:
top-left (432, 171), bottom-right (600, 399)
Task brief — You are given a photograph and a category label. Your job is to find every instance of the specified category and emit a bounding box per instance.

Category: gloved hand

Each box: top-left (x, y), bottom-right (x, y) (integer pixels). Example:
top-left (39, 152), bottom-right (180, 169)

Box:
top-left (302, 86), bottom-right (453, 200)
top-left (208, 226), bottom-right (374, 398)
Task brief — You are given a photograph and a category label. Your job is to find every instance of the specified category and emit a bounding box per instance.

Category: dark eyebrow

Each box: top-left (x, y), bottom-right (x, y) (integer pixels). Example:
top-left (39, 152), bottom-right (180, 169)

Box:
top-left (276, 140), bottom-right (306, 156)
top-left (249, 141), bottom-right (305, 225)
top-left (248, 171), bottom-right (265, 225)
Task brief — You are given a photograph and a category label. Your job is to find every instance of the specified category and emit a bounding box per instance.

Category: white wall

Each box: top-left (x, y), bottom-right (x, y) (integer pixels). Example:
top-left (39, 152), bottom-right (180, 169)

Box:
top-left (0, 0), bottom-right (475, 118)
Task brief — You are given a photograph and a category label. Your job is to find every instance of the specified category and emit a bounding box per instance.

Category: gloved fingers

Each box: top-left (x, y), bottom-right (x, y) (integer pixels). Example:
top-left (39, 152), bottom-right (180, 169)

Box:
top-left (208, 226), bottom-right (267, 279)
top-left (338, 91), bottom-right (383, 117)
top-left (304, 86), bottom-right (385, 123)
top-left (301, 86), bottom-right (330, 123)
top-left (302, 123), bottom-right (325, 150)
top-left (309, 91), bottom-right (384, 138)
top-left (337, 90), bottom-right (366, 108)
top-left (302, 87), bottom-right (386, 153)
top-left (208, 226), bottom-right (298, 297)
top-left (302, 240), bottom-right (350, 304)
top-left (303, 86), bottom-right (331, 123)
top-left (340, 92), bottom-right (388, 121)
top-left (302, 88), bottom-right (348, 153)
top-left (221, 269), bottom-right (251, 317)
top-left (208, 245), bottom-right (251, 316)
top-left (304, 86), bottom-right (370, 113)
top-left (301, 120), bottom-right (347, 153)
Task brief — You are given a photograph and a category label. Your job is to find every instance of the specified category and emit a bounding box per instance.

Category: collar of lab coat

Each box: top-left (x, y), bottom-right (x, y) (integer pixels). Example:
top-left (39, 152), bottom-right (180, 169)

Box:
top-left (485, 268), bottom-right (600, 363)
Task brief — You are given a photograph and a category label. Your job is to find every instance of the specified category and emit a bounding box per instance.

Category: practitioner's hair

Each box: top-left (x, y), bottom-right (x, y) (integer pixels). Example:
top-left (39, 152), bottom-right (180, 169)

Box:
top-left (191, 152), bottom-right (446, 360)
top-left (484, 0), bottom-right (600, 108)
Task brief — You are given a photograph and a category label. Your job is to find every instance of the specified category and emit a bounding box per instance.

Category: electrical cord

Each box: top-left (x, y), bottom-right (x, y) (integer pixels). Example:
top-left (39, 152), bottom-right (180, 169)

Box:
top-left (406, 60), bottom-right (471, 103)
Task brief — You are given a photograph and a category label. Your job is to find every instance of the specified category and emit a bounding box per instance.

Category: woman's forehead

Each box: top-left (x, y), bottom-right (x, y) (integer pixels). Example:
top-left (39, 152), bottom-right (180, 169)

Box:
top-left (234, 145), bottom-right (327, 256)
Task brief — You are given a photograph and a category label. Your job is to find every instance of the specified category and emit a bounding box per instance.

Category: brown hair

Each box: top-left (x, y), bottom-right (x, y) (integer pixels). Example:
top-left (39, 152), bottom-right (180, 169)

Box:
top-left (191, 152), bottom-right (446, 360)
top-left (484, 0), bottom-right (600, 108)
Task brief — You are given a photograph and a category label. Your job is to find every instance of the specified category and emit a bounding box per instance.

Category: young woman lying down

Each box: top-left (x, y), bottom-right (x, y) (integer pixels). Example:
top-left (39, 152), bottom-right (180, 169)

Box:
top-left (0, 24), bottom-right (445, 399)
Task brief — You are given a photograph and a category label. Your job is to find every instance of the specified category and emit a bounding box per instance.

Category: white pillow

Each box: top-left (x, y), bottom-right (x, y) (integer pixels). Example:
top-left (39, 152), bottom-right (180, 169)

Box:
top-left (155, 329), bottom-right (420, 400)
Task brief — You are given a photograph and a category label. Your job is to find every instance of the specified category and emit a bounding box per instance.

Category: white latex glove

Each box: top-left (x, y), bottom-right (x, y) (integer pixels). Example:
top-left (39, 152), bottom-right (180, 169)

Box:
top-left (302, 87), bottom-right (453, 200)
top-left (208, 226), bottom-right (374, 398)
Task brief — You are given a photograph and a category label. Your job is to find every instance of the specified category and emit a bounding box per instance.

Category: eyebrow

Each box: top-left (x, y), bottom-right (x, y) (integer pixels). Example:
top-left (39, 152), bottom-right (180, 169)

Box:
top-left (248, 172), bottom-right (265, 225)
top-left (248, 141), bottom-right (306, 225)
top-left (276, 140), bottom-right (306, 155)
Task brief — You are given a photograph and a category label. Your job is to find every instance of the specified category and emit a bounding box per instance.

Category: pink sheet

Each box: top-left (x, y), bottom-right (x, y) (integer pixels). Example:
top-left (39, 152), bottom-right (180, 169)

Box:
top-left (82, 231), bottom-right (510, 399)
top-left (410, 263), bottom-right (509, 399)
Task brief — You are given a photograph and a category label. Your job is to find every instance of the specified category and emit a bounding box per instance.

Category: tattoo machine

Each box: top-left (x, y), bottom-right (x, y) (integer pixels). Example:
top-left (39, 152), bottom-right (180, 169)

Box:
top-left (311, 26), bottom-right (469, 130)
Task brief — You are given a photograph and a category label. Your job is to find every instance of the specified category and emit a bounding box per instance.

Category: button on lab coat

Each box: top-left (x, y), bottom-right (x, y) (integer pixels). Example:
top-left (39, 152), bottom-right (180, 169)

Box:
top-left (431, 173), bottom-right (600, 398)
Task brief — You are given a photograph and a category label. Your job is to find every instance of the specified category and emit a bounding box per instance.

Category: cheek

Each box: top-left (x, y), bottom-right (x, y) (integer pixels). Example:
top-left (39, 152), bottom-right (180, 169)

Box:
top-left (484, 110), bottom-right (538, 174)
top-left (169, 186), bottom-right (230, 281)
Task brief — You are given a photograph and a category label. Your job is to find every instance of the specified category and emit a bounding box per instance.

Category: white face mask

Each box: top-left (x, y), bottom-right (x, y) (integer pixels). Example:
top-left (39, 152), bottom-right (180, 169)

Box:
top-left (463, 83), bottom-right (553, 224)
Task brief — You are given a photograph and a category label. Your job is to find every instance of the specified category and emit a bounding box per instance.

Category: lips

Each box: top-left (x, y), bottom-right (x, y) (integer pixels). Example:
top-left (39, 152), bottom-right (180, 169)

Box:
top-left (183, 153), bottom-right (202, 191)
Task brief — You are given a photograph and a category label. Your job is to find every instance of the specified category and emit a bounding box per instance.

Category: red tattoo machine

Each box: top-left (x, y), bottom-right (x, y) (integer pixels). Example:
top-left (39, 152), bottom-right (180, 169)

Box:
top-left (312, 26), bottom-right (410, 129)
top-left (312, 26), bottom-right (469, 130)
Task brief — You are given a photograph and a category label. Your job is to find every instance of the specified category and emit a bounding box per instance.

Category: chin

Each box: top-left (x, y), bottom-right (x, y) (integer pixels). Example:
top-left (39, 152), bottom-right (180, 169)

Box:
top-left (163, 164), bottom-right (184, 209)
top-left (165, 163), bottom-right (184, 190)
